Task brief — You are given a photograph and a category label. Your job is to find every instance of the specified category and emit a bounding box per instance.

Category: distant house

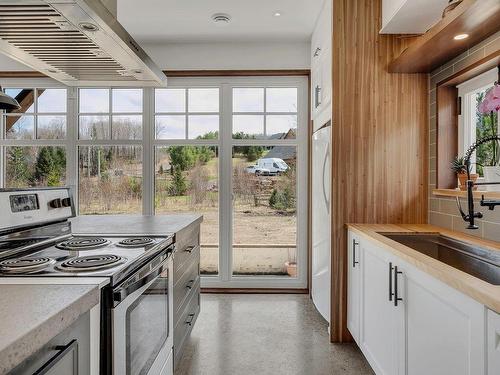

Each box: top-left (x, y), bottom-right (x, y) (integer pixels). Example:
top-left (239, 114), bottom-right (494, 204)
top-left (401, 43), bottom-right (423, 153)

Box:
top-left (264, 129), bottom-right (297, 163)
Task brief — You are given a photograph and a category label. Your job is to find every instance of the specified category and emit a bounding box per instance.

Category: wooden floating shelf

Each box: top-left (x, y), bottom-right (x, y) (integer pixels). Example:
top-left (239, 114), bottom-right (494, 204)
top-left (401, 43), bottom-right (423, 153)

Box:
top-left (388, 0), bottom-right (500, 73)
top-left (433, 189), bottom-right (500, 199)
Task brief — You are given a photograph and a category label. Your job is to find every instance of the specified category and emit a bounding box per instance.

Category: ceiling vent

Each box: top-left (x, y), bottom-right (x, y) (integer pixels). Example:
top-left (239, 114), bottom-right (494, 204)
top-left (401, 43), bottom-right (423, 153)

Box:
top-left (0, 0), bottom-right (167, 87)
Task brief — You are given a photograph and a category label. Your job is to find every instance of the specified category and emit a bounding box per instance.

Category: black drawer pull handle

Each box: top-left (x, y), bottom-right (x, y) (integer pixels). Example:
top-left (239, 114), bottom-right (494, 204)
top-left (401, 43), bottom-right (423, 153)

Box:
top-left (186, 279), bottom-right (195, 290)
top-left (394, 265), bottom-right (403, 307)
top-left (185, 313), bottom-right (195, 326)
top-left (34, 339), bottom-right (78, 375)
top-left (184, 246), bottom-right (195, 253)
top-left (389, 262), bottom-right (394, 301)
top-left (352, 239), bottom-right (359, 268)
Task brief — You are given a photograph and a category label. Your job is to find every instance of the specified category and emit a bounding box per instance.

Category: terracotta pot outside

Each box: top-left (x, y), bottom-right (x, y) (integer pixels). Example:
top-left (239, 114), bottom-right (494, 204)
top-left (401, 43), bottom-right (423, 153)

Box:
top-left (285, 261), bottom-right (297, 277)
top-left (458, 173), bottom-right (478, 191)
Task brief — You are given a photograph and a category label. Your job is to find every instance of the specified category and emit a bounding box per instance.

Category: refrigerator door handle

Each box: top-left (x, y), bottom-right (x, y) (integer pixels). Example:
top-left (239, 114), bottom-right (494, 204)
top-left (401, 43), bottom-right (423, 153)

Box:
top-left (322, 144), bottom-right (330, 214)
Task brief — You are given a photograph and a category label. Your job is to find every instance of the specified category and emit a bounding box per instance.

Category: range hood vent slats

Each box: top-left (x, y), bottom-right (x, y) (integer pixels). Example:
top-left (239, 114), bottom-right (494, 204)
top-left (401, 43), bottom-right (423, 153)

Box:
top-left (0, 0), bottom-right (167, 87)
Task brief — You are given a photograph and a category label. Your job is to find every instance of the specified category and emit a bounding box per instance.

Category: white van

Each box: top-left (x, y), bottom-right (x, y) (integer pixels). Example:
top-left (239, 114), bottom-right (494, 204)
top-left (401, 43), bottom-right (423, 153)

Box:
top-left (246, 158), bottom-right (289, 176)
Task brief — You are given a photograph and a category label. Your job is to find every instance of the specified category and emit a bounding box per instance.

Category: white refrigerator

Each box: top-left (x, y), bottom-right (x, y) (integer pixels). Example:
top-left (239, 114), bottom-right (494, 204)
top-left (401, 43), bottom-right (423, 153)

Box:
top-left (311, 123), bottom-right (331, 322)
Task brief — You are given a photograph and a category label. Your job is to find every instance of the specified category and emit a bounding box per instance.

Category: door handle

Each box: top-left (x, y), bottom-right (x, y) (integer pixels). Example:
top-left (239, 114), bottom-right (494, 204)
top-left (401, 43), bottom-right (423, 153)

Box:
top-left (394, 265), bottom-right (403, 307)
top-left (389, 262), bottom-right (394, 301)
top-left (315, 85), bottom-right (322, 108)
top-left (34, 339), bottom-right (78, 375)
top-left (352, 239), bottom-right (359, 268)
top-left (322, 145), bottom-right (330, 214)
top-left (313, 47), bottom-right (321, 57)
top-left (185, 313), bottom-right (195, 326)
top-left (186, 279), bottom-right (195, 290)
top-left (184, 246), bottom-right (195, 253)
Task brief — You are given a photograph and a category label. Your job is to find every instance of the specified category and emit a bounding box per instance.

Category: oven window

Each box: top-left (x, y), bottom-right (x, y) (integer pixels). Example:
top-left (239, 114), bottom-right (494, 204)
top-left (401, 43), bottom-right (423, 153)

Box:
top-left (126, 275), bottom-right (168, 375)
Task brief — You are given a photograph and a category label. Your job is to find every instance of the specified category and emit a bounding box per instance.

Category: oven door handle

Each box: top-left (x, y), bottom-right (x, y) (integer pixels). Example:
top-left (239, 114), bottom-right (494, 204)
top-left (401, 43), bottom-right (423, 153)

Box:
top-left (113, 261), bottom-right (167, 303)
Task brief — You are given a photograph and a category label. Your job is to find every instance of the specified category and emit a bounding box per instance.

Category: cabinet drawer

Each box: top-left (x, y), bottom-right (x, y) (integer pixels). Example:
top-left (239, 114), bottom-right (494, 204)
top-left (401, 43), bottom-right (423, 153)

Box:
top-left (10, 311), bottom-right (90, 375)
top-left (174, 257), bottom-right (200, 322)
top-left (173, 227), bottom-right (200, 276)
top-left (174, 244), bottom-right (200, 280)
top-left (173, 282), bottom-right (200, 366)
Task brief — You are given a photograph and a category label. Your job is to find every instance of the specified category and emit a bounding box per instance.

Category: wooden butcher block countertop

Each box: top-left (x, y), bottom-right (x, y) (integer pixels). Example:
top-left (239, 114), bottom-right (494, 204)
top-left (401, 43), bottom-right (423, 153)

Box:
top-left (347, 224), bottom-right (500, 313)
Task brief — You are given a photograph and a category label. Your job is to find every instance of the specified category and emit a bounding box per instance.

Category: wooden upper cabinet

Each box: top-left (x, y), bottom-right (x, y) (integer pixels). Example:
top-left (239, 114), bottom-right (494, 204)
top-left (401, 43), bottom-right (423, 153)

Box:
top-left (388, 0), bottom-right (500, 73)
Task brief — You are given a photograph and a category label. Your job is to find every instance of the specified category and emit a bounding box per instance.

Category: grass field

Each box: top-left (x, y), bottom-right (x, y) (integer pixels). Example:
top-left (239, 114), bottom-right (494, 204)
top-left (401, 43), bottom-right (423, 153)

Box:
top-left (78, 153), bottom-right (297, 275)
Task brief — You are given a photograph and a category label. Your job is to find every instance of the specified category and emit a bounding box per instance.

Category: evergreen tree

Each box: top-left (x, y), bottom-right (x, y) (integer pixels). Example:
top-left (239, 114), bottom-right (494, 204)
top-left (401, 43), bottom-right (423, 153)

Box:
top-left (53, 147), bottom-right (66, 178)
top-left (6, 147), bottom-right (29, 186)
top-left (168, 167), bottom-right (188, 196)
top-left (34, 147), bottom-right (56, 184)
top-left (168, 146), bottom-right (196, 172)
top-left (245, 146), bottom-right (264, 162)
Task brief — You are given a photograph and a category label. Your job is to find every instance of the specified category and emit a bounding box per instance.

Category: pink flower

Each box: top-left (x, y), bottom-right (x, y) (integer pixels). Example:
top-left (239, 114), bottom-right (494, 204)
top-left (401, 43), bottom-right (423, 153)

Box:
top-left (479, 83), bottom-right (500, 114)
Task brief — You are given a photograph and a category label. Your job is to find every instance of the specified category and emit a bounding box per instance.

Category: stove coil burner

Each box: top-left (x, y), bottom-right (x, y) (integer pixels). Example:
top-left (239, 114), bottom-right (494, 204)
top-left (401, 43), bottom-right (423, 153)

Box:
top-left (117, 237), bottom-right (155, 248)
top-left (56, 237), bottom-right (111, 251)
top-left (56, 254), bottom-right (126, 272)
top-left (0, 257), bottom-right (55, 274)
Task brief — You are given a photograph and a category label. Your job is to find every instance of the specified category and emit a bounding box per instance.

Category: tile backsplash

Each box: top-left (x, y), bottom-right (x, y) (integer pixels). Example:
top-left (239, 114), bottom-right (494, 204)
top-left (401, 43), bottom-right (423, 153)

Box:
top-left (428, 30), bottom-right (500, 242)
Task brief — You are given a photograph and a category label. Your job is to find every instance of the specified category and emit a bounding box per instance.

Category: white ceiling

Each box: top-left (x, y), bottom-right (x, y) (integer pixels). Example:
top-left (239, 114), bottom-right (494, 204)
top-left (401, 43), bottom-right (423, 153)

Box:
top-left (117, 0), bottom-right (324, 43)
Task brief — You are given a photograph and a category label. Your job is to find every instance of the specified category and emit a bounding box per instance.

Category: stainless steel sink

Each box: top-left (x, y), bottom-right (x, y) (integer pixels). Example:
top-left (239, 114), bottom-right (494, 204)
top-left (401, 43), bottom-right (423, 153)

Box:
top-left (378, 233), bottom-right (500, 285)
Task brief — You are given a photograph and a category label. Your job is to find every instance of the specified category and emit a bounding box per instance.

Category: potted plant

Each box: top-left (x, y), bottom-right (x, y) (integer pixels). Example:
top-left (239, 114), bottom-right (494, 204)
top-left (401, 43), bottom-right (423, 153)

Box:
top-left (284, 248), bottom-right (297, 277)
top-left (451, 156), bottom-right (478, 191)
top-left (478, 81), bottom-right (500, 191)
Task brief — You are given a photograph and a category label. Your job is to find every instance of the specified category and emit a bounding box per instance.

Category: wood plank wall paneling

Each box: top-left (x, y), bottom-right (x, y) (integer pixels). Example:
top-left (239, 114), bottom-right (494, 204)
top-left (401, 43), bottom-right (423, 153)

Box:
top-left (331, 0), bottom-right (429, 342)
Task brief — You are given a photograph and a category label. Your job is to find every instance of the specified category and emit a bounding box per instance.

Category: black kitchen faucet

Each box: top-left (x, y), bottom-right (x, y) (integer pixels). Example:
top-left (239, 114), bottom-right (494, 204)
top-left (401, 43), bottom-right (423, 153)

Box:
top-left (457, 135), bottom-right (500, 229)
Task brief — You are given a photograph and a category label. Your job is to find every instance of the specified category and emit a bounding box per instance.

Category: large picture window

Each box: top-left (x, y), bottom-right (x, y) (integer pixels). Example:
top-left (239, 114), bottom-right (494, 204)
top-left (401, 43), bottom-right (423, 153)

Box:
top-left (77, 88), bottom-right (144, 214)
top-left (458, 68), bottom-right (499, 176)
top-left (0, 76), bottom-right (308, 289)
top-left (1, 87), bottom-right (67, 187)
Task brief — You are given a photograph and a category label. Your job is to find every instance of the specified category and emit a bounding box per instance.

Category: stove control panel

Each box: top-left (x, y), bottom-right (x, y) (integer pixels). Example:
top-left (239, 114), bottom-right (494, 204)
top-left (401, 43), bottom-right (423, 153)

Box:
top-left (10, 193), bottom-right (40, 213)
top-left (0, 188), bottom-right (75, 231)
top-left (49, 197), bottom-right (72, 209)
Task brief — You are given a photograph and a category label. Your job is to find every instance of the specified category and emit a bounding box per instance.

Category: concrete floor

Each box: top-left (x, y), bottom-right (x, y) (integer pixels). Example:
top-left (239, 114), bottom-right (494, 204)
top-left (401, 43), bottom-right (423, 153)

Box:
top-left (175, 294), bottom-right (374, 375)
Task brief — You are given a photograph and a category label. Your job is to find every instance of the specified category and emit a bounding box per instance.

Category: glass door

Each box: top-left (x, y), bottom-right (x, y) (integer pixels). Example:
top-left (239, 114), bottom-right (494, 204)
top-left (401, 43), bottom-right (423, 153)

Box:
top-left (153, 76), bottom-right (308, 289)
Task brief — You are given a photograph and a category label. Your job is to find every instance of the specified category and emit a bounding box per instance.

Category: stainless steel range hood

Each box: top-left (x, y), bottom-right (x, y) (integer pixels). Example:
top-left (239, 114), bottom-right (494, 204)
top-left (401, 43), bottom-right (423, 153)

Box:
top-left (0, 0), bottom-right (167, 87)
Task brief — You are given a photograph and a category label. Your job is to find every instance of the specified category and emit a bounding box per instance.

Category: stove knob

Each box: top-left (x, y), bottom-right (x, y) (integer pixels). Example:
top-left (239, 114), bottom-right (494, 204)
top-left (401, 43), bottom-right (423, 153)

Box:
top-left (61, 198), bottom-right (72, 208)
top-left (49, 198), bottom-right (62, 208)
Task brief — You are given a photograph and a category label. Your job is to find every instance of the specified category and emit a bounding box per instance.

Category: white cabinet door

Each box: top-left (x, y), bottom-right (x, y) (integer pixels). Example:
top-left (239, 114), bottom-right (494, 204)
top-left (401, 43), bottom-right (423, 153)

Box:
top-left (488, 310), bottom-right (500, 375)
top-left (311, 126), bottom-right (331, 322)
top-left (320, 44), bottom-right (332, 110)
top-left (360, 243), bottom-right (400, 375)
top-left (399, 258), bottom-right (486, 375)
top-left (347, 231), bottom-right (361, 343)
top-left (310, 0), bottom-right (331, 127)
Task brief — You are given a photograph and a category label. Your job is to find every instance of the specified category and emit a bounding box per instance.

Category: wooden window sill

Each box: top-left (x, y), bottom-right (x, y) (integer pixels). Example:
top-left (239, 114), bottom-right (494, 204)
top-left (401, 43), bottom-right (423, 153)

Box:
top-left (432, 189), bottom-right (500, 199)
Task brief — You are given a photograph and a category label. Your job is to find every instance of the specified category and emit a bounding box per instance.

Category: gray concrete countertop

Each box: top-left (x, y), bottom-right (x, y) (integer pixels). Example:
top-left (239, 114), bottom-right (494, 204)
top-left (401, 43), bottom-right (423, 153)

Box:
top-left (70, 214), bottom-right (203, 238)
top-left (0, 284), bottom-right (99, 374)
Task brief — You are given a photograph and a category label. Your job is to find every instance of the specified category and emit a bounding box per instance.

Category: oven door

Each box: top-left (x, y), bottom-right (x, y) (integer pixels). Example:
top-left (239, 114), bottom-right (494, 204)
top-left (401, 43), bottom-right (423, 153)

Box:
top-left (112, 251), bottom-right (173, 375)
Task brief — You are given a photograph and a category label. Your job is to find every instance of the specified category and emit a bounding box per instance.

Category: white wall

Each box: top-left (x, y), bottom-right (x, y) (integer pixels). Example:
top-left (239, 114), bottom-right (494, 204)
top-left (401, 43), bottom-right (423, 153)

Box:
top-left (0, 42), bottom-right (311, 72)
top-left (143, 42), bottom-right (311, 70)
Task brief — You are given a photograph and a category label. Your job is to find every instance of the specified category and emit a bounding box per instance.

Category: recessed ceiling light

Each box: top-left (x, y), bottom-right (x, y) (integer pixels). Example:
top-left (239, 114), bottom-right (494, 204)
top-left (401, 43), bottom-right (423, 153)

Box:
top-left (274, 11), bottom-right (282, 17)
top-left (454, 33), bottom-right (469, 40)
top-left (211, 13), bottom-right (231, 25)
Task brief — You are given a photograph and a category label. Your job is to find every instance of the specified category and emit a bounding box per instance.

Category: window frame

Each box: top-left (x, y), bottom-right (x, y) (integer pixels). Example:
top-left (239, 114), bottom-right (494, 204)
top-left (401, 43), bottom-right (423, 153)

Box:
top-left (457, 68), bottom-right (498, 176)
top-left (0, 79), bottom-right (69, 188)
top-left (0, 75), bottom-right (309, 289)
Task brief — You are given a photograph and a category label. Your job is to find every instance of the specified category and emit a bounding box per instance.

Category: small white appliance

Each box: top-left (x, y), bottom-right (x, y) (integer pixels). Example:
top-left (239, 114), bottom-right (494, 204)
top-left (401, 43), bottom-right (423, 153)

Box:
top-left (311, 122), bottom-right (331, 322)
